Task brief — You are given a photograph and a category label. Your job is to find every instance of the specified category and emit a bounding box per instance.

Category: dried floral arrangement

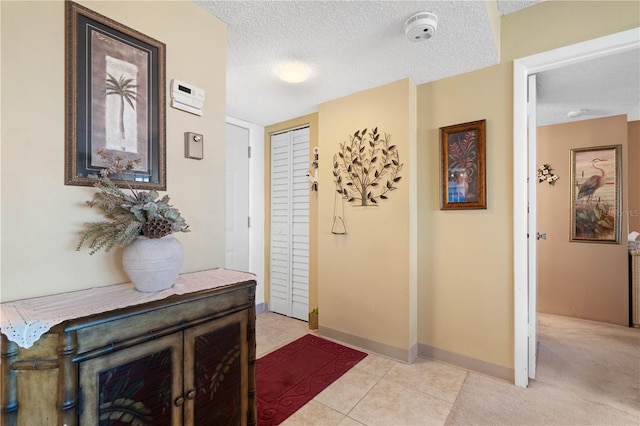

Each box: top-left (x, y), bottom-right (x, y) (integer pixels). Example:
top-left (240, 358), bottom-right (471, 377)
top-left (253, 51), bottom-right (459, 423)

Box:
top-left (76, 150), bottom-right (189, 255)
top-left (333, 127), bottom-right (403, 207)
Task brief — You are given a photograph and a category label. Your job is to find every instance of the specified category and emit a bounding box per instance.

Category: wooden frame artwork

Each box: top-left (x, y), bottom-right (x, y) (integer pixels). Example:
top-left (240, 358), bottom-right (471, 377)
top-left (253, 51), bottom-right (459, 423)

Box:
top-left (440, 119), bottom-right (486, 210)
top-left (65, 1), bottom-right (166, 190)
top-left (570, 145), bottom-right (621, 243)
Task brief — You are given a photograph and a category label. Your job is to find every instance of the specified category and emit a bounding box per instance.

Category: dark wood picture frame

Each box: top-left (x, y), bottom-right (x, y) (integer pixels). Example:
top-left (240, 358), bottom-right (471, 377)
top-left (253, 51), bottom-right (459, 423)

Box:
top-left (440, 119), bottom-right (486, 210)
top-left (570, 145), bottom-right (621, 243)
top-left (65, 1), bottom-right (166, 190)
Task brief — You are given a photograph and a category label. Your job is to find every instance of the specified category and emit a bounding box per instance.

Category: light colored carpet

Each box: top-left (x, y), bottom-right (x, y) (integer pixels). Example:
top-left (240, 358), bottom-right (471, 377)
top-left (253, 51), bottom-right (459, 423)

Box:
top-left (446, 313), bottom-right (640, 425)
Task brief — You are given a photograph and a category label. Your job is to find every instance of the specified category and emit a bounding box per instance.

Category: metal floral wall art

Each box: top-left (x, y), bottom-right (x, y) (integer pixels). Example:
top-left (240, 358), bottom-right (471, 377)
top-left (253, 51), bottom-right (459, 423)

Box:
top-left (537, 164), bottom-right (559, 185)
top-left (333, 127), bottom-right (403, 207)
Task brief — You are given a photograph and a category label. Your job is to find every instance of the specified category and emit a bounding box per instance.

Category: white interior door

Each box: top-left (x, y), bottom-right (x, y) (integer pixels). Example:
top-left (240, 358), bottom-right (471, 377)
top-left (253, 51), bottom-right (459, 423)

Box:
top-left (225, 123), bottom-right (250, 272)
top-left (513, 28), bottom-right (640, 388)
top-left (527, 74), bottom-right (538, 380)
top-left (270, 127), bottom-right (309, 320)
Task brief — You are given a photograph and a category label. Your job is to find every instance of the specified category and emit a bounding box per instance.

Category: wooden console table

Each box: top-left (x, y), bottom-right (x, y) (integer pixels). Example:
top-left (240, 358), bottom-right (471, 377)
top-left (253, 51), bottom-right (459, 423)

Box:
top-left (0, 268), bottom-right (257, 426)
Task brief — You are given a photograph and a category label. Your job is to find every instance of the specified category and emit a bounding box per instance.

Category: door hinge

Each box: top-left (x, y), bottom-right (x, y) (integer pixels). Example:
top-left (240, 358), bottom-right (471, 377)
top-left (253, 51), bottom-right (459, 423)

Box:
top-left (77, 387), bottom-right (83, 414)
top-left (248, 216), bottom-right (251, 228)
top-left (527, 101), bottom-right (534, 116)
top-left (248, 146), bottom-right (252, 159)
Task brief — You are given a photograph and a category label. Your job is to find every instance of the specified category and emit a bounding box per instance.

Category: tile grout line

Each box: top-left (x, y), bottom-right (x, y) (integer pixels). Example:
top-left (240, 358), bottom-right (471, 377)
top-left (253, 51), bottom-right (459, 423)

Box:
top-left (308, 352), bottom-right (397, 425)
top-left (340, 360), bottom-right (392, 426)
top-left (443, 370), bottom-right (470, 425)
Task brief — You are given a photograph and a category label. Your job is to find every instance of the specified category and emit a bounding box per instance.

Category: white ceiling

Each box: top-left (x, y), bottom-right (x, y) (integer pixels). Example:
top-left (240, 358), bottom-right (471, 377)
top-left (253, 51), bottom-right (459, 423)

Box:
top-left (536, 49), bottom-right (640, 126)
top-left (194, 0), bottom-right (639, 127)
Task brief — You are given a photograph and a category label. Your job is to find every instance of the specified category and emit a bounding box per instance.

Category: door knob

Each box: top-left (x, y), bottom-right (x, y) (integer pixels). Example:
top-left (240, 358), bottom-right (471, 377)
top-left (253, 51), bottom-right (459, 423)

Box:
top-left (186, 389), bottom-right (196, 400)
top-left (174, 396), bottom-right (185, 407)
top-left (537, 232), bottom-right (547, 240)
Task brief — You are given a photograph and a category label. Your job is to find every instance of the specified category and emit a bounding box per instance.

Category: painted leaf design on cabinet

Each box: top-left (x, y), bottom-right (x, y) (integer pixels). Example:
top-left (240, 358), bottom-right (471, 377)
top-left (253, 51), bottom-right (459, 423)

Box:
top-left (209, 343), bottom-right (241, 399)
top-left (99, 398), bottom-right (152, 426)
top-left (97, 349), bottom-right (172, 426)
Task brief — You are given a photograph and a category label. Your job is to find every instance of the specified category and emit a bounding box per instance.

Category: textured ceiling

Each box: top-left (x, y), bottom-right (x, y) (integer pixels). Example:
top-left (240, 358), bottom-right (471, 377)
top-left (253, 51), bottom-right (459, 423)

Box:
top-left (536, 49), bottom-right (640, 126)
top-left (194, 0), bottom-right (639, 127)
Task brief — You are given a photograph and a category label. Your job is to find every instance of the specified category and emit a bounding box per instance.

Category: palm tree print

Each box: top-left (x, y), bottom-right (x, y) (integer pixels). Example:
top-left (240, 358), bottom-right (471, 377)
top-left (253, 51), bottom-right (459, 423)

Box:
top-left (105, 73), bottom-right (137, 140)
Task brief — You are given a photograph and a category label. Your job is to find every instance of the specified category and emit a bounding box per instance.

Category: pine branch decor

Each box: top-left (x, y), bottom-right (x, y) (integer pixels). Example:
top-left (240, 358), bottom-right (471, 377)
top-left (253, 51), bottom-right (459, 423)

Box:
top-left (333, 127), bottom-right (403, 207)
top-left (76, 150), bottom-right (189, 255)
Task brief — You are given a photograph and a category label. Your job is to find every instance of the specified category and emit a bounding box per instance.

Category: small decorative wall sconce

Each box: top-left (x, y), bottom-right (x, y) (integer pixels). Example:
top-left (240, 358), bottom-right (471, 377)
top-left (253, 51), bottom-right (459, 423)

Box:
top-left (537, 164), bottom-right (559, 185)
top-left (332, 191), bottom-right (347, 235)
top-left (308, 147), bottom-right (319, 191)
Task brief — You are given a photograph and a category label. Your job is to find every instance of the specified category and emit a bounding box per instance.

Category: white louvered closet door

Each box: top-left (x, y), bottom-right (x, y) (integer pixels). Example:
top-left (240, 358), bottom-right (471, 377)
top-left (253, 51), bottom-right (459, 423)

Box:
top-left (270, 127), bottom-right (309, 321)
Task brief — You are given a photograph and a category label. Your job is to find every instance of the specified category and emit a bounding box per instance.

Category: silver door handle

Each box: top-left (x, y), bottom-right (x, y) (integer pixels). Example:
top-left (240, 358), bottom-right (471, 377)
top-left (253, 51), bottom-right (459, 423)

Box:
top-left (537, 232), bottom-right (547, 240)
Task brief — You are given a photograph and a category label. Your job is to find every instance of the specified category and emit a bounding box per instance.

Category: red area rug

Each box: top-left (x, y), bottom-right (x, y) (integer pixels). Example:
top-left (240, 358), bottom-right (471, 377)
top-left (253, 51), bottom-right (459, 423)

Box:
top-left (256, 334), bottom-right (367, 425)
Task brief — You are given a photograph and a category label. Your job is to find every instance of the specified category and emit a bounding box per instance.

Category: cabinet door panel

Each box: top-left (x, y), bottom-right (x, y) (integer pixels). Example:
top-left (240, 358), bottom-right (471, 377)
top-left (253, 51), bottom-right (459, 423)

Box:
top-left (183, 311), bottom-right (248, 425)
top-left (79, 333), bottom-right (183, 425)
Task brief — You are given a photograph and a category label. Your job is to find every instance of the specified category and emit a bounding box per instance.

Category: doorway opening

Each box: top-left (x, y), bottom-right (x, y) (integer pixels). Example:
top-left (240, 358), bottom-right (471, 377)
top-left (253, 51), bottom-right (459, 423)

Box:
top-left (513, 27), bottom-right (640, 388)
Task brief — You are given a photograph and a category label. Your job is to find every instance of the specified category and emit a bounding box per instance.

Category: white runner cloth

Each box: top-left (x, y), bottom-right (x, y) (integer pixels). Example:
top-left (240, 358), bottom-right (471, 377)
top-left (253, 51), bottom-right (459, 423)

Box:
top-left (0, 268), bottom-right (255, 349)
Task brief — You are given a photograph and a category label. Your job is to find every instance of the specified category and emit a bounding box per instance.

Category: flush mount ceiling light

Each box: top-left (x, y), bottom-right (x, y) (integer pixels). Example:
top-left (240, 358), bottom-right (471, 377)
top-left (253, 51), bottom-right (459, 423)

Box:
top-left (567, 109), bottom-right (588, 118)
top-left (276, 62), bottom-right (310, 83)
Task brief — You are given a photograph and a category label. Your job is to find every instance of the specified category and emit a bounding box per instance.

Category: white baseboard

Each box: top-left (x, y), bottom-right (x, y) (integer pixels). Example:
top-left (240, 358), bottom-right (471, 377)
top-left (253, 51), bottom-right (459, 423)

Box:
top-left (255, 302), bottom-right (267, 314)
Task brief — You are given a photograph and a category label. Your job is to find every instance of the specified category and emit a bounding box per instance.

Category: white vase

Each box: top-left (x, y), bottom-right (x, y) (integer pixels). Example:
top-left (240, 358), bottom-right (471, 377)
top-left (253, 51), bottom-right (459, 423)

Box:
top-left (122, 235), bottom-right (184, 292)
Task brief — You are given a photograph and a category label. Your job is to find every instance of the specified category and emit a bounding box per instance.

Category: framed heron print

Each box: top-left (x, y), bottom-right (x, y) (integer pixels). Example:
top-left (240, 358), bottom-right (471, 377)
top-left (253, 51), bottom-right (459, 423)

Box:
top-left (570, 145), bottom-right (621, 243)
top-left (440, 119), bottom-right (486, 210)
top-left (65, 1), bottom-right (166, 190)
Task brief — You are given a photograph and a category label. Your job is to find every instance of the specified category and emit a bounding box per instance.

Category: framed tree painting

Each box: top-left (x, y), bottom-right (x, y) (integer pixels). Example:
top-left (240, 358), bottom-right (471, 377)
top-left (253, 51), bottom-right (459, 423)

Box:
top-left (570, 145), bottom-right (621, 243)
top-left (65, 1), bottom-right (166, 190)
top-left (440, 119), bottom-right (486, 210)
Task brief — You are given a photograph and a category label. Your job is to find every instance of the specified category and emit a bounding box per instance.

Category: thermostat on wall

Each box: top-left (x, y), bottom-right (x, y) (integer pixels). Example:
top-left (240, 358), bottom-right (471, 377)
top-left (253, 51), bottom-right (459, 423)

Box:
top-left (171, 79), bottom-right (205, 116)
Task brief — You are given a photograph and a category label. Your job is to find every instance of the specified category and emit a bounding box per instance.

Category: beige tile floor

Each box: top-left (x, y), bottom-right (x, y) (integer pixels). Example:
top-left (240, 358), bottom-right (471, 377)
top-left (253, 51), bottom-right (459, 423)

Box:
top-left (256, 311), bottom-right (468, 426)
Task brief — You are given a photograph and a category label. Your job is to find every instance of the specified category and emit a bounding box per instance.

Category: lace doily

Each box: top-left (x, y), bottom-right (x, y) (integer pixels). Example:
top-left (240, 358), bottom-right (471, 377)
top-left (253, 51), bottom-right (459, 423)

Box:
top-left (0, 268), bottom-right (255, 349)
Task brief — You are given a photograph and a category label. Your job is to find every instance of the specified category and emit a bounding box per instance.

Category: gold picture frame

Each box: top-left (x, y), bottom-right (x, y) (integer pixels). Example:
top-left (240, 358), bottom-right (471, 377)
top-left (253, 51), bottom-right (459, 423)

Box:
top-left (570, 145), bottom-right (621, 243)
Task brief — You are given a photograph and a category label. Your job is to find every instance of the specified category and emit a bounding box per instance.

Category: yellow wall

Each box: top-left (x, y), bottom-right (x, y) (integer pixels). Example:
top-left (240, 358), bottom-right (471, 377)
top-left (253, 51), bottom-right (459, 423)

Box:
top-left (318, 79), bottom-right (417, 359)
top-left (259, 0), bottom-right (638, 374)
top-left (1, 0), bottom-right (227, 302)
top-left (501, 1), bottom-right (640, 61)
top-left (538, 116), bottom-right (629, 325)
top-left (264, 114), bottom-right (319, 312)
top-left (416, 0), bottom-right (639, 371)
top-left (629, 121), bottom-right (640, 233)
top-left (417, 64), bottom-right (514, 368)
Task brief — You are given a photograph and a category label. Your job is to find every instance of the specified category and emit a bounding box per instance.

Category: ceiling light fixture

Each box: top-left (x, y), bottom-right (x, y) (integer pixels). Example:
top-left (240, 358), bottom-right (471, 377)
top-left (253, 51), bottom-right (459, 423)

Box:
top-left (276, 62), bottom-right (310, 83)
top-left (567, 109), bottom-right (588, 118)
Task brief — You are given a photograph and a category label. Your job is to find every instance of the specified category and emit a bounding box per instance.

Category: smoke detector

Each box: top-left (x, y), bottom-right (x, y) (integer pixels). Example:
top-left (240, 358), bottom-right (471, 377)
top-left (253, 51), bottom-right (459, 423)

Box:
top-left (405, 11), bottom-right (438, 42)
top-left (567, 109), bottom-right (588, 118)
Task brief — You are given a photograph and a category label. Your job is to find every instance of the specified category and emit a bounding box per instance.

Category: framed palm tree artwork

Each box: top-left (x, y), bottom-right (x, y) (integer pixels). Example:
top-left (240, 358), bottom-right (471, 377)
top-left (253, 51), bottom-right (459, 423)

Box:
top-left (440, 119), bottom-right (487, 210)
top-left (570, 145), bottom-right (621, 243)
top-left (65, 1), bottom-right (166, 190)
